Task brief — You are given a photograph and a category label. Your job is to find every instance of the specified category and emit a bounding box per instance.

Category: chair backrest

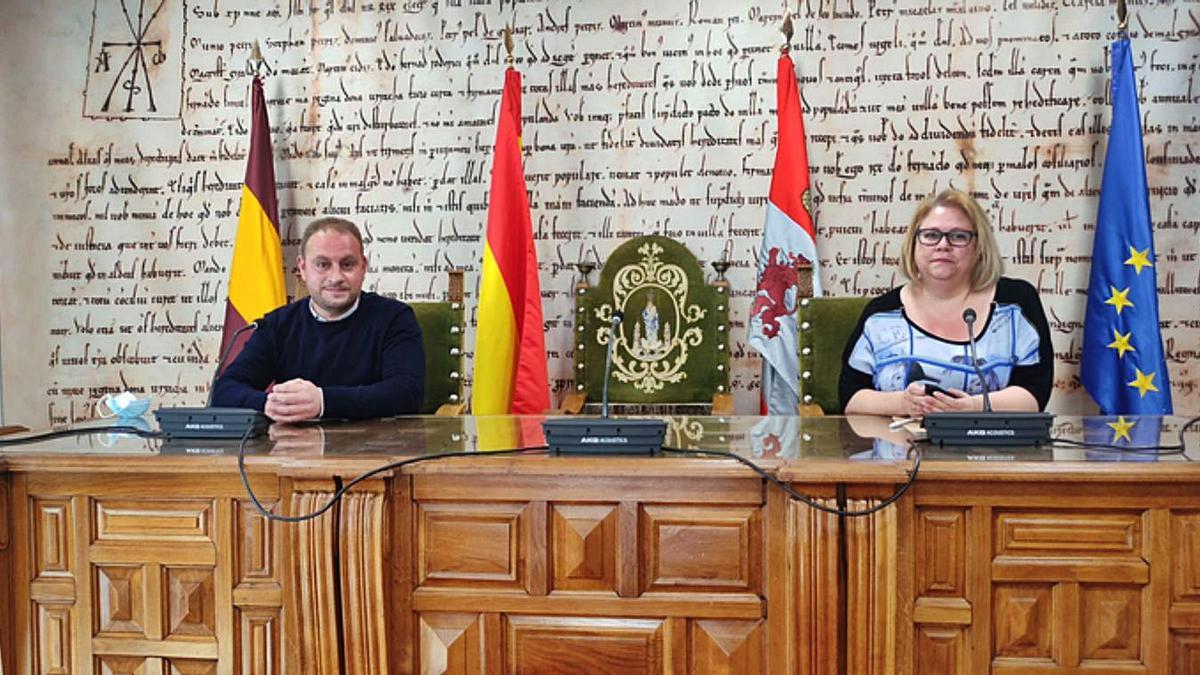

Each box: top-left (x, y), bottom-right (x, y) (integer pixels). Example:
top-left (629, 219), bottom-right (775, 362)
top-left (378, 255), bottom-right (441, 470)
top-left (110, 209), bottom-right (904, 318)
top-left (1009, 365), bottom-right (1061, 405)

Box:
top-left (572, 235), bottom-right (730, 411)
top-left (404, 270), bottom-right (466, 415)
top-left (797, 296), bottom-right (872, 414)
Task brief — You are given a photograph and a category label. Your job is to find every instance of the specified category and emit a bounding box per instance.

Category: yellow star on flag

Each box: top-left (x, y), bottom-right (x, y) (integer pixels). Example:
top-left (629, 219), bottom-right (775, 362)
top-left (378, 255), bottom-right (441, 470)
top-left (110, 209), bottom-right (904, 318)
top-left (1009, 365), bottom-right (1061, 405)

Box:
top-left (1106, 416), bottom-right (1135, 444)
top-left (1107, 329), bottom-right (1135, 358)
top-left (1105, 286), bottom-right (1134, 315)
top-left (1124, 246), bottom-right (1153, 275)
top-left (1127, 368), bottom-right (1159, 398)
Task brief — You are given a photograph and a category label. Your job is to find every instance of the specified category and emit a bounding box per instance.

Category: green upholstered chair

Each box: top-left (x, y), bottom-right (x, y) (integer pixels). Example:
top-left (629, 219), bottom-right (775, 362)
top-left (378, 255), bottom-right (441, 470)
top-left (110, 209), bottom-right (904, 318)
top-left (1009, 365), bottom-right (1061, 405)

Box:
top-left (406, 271), bottom-right (467, 415)
top-left (796, 296), bottom-right (872, 415)
top-left (563, 235), bottom-right (732, 415)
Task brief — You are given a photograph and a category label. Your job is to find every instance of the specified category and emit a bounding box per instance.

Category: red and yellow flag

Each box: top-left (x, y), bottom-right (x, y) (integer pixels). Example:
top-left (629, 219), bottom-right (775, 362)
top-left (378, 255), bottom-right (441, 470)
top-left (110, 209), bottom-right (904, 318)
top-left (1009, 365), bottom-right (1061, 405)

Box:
top-left (471, 68), bottom-right (550, 415)
top-left (219, 76), bottom-right (286, 367)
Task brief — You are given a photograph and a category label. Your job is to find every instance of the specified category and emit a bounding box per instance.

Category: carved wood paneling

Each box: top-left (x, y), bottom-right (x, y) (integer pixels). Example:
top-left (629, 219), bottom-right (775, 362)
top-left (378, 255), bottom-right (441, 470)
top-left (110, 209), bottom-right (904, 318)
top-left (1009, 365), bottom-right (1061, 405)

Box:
top-left (340, 490), bottom-right (389, 674)
top-left (166, 659), bottom-right (219, 674)
top-left (236, 608), bottom-right (280, 675)
top-left (1174, 511), bottom-right (1200, 603)
top-left (992, 584), bottom-right (1054, 660)
top-left (417, 502), bottom-right (525, 589)
top-left (96, 564), bottom-right (147, 637)
top-left (691, 619), bottom-right (763, 674)
top-left (165, 567), bottom-right (216, 638)
top-left (915, 625), bottom-right (965, 675)
top-left (845, 499), bottom-right (899, 675)
top-left (35, 602), bottom-right (72, 675)
top-left (95, 654), bottom-right (149, 674)
top-left (550, 503), bottom-right (618, 593)
top-left (419, 612), bottom-right (485, 675)
top-left (94, 499), bottom-right (214, 543)
top-left (994, 510), bottom-right (1142, 557)
top-left (916, 508), bottom-right (966, 597)
top-left (234, 500), bottom-right (276, 585)
top-left (33, 498), bottom-right (72, 579)
top-left (505, 616), bottom-right (665, 675)
top-left (1171, 632), bottom-right (1200, 674)
top-left (289, 490), bottom-right (339, 674)
top-left (791, 498), bottom-right (841, 675)
top-left (640, 504), bottom-right (760, 594)
top-left (1080, 584), bottom-right (1142, 662)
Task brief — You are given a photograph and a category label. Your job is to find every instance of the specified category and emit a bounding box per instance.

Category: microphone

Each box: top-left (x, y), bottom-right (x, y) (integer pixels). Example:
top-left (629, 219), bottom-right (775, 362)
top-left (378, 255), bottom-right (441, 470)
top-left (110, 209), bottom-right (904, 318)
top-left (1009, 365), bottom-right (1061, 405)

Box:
top-left (601, 311), bottom-right (623, 418)
top-left (961, 309), bottom-right (993, 412)
top-left (155, 322), bottom-right (269, 438)
top-left (207, 321), bottom-right (258, 406)
top-left (922, 305), bottom-right (1053, 447)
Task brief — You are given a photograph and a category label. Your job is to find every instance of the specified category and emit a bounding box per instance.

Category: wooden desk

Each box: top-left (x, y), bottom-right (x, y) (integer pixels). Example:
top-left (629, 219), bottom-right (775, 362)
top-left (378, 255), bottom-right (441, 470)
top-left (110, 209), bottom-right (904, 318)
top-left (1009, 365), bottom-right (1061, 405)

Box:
top-left (1, 415), bottom-right (1198, 673)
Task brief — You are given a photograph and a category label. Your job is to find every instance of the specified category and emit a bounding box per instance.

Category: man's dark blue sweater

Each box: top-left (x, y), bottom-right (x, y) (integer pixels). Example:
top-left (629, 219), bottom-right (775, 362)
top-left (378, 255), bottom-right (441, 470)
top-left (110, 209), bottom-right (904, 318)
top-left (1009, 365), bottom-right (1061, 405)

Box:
top-left (211, 292), bottom-right (425, 419)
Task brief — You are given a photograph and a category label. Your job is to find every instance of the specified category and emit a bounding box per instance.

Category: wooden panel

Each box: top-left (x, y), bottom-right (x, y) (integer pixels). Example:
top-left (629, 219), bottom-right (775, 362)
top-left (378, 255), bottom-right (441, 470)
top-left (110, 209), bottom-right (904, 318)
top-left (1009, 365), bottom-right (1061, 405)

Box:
top-left (94, 499), bottom-right (214, 543)
top-left (95, 655), bottom-right (150, 675)
top-left (994, 510), bottom-right (1142, 557)
top-left (234, 500), bottom-right (276, 585)
top-left (916, 507), bottom-right (966, 597)
top-left (915, 625), bottom-right (965, 675)
top-left (33, 498), bottom-right (73, 578)
top-left (1080, 584), bottom-right (1142, 663)
top-left (96, 564), bottom-right (147, 637)
top-left (1174, 511), bottom-right (1200, 603)
top-left (641, 504), bottom-right (760, 594)
top-left (791, 498), bottom-right (841, 675)
top-left (992, 584), bottom-right (1054, 661)
top-left (419, 612), bottom-right (485, 675)
top-left (691, 619), bottom-right (763, 674)
top-left (845, 499), bottom-right (898, 675)
top-left (550, 503), bottom-right (617, 593)
top-left (235, 608), bottom-right (280, 675)
top-left (505, 615), bottom-right (665, 675)
top-left (417, 502), bottom-right (525, 589)
top-left (35, 602), bottom-right (72, 675)
top-left (1171, 632), bottom-right (1200, 674)
top-left (340, 490), bottom-right (389, 673)
top-left (287, 490), bottom-right (339, 674)
top-left (164, 567), bottom-right (216, 638)
top-left (166, 659), bottom-right (218, 674)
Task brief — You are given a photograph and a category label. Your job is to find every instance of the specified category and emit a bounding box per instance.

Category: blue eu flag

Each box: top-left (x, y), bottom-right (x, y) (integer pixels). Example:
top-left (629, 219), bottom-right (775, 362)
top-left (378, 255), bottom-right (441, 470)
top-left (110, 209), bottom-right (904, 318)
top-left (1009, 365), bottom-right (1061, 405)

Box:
top-left (1081, 38), bottom-right (1173, 415)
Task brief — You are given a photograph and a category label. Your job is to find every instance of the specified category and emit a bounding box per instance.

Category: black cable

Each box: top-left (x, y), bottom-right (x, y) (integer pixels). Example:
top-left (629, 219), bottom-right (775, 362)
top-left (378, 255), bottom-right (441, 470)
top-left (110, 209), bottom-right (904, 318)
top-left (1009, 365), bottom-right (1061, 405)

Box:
top-left (0, 425), bottom-right (163, 446)
top-left (1046, 414), bottom-right (1200, 457)
top-left (236, 424), bottom-right (550, 523)
top-left (660, 445), bottom-right (923, 517)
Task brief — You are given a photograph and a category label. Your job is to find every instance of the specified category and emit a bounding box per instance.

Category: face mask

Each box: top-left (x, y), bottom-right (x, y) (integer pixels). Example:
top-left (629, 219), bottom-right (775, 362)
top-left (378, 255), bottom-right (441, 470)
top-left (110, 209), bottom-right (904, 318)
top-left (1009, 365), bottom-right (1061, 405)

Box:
top-left (96, 391), bottom-right (151, 419)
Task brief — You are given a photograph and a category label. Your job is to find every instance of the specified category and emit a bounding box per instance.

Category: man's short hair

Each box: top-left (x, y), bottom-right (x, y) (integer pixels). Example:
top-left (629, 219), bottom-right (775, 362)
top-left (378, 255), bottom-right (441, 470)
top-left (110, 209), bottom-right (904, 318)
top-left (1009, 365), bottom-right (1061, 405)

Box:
top-left (899, 189), bottom-right (1004, 291)
top-left (299, 217), bottom-right (365, 257)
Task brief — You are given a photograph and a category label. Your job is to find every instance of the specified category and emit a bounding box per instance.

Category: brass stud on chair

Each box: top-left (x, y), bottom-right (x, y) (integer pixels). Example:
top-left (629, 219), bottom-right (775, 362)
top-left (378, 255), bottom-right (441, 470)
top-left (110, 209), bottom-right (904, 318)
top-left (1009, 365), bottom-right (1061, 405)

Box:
top-left (717, 385), bottom-right (726, 392)
top-left (800, 298), bottom-right (810, 307)
top-left (577, 363), bottom-right (584, 370)
top-left (800, 321), bottom-right (810, 331)
top-left (450, 347), bottom-right (461, 356)
top-left (803, 394), bottom-right (813, 403)
top-left (577, 384), bottom-right (585, 391)
top-left (451, 302), bottom-right (462, 310)
top-left (717, 364), bottom-right (725, 371)
top-left (449, 393), bottom-right (460, 402)
top-left (450, 325), bottom-right (461, 335)
top-left (450, 371), bottom-right (460, 380)
top-left (801, 371), bottom-right (811, 379)
top-left (577, 343), bottom-right (584, 350)
top-left (801, 347), bottom-right (811, 356)
top-left (717, 325), bottom-right (725, 332)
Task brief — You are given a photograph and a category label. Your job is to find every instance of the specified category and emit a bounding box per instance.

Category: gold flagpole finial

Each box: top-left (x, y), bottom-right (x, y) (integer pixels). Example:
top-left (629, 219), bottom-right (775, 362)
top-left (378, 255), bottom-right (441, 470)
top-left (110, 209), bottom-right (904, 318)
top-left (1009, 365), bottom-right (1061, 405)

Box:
top-left (503, 26), bottom-right (515, 66)
top-left (250, 40), bottom-right (264, 76)
top-left (1116, 0), bottom-right (1127, 32)
top-left (781, 11), bottom-right (794, 54)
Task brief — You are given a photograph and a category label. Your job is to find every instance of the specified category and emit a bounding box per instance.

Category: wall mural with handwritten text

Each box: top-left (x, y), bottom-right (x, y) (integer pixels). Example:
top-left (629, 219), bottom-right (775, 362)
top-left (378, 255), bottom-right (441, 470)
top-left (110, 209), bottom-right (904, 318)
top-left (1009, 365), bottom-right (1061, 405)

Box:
top-left (0, 0), bottom-right (1196, 426)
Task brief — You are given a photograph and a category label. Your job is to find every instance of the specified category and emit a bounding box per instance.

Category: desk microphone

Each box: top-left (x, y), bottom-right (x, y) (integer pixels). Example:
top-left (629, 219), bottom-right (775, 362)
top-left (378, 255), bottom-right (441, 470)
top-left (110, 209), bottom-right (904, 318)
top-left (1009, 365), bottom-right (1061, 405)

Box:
top-left (601, 311), bottom-right (623, 418)
top-left (155, 322), bottom-right (269, 438)
top-left (923, 306), bottom-right (1053, 447)
top-left (961, 308), bottom-right (993, 413)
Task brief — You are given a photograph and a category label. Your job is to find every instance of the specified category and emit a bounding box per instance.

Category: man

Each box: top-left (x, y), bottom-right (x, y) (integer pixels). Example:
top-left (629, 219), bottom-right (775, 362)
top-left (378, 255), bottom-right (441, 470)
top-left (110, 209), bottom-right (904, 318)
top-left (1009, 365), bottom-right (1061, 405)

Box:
top-left (212, 217), bottom-right (425, 421)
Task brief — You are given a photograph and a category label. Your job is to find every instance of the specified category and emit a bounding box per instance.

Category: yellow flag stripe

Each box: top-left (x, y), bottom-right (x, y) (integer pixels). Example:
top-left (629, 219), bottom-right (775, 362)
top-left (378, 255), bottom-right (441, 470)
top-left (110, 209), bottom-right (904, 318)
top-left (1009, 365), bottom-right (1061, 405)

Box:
top-left (472, 244), bottom-right (519, 414)
top-left (228, 185), bottom-right (286, 322)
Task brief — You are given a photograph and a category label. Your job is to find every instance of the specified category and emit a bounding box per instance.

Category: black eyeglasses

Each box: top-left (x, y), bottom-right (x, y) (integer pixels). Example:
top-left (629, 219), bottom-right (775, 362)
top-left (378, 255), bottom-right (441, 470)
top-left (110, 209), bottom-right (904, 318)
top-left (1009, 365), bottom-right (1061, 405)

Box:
top-left (915, 229), bottom-right (977, 247)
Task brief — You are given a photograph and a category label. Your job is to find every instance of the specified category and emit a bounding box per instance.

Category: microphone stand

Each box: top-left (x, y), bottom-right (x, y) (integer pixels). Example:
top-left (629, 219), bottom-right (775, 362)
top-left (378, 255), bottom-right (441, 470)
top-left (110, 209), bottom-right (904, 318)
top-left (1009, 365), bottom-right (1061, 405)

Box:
top-left (155, 322), bottom-right (269, 438)
top-left (601, 311), bottom-right (622, 418)
top-left (962, 309), bottom-right (993, 413)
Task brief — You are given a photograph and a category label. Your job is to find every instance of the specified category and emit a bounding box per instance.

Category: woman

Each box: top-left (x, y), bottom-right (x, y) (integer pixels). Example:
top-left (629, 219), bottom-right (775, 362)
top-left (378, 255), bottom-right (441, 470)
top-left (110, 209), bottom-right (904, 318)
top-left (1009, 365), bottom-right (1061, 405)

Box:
top-left (839, 189), bottom-right (1053, 417)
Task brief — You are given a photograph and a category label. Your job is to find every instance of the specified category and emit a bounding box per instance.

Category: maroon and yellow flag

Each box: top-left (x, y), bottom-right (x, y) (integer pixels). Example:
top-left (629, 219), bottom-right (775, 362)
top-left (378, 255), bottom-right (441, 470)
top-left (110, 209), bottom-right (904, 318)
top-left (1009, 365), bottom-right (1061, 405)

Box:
top-left (471, 68), bottom-right (550, 414)
top-left (218, 76), bottom-right (286, 367)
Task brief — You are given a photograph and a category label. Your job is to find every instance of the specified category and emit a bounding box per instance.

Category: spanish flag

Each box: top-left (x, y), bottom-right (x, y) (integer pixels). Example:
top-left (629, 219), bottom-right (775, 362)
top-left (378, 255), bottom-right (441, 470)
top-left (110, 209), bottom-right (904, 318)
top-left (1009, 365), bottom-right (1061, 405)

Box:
top-left (218, 76), bottom-right (286, 369)
top-left (471, 68), bottom-right (550, 414)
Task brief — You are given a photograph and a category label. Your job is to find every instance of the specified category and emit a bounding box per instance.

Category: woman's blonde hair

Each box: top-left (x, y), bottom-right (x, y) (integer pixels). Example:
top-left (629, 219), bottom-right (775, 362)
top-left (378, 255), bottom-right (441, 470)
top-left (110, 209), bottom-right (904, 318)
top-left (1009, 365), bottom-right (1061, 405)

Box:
top-left (899, 189), bottom-right (1003, 291)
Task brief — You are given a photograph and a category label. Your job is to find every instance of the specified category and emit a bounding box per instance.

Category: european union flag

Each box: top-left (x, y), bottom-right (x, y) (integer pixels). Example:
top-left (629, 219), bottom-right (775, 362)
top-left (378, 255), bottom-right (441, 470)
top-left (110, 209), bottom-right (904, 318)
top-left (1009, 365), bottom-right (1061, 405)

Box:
top-left (1081, 38), bottom-right (1173, 416)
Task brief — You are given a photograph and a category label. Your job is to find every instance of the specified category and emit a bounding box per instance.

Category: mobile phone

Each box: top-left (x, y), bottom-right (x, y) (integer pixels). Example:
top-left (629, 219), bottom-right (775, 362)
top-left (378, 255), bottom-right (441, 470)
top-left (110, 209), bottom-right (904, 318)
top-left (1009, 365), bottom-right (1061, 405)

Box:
top-left (923, 382), bottom-right (951, 397)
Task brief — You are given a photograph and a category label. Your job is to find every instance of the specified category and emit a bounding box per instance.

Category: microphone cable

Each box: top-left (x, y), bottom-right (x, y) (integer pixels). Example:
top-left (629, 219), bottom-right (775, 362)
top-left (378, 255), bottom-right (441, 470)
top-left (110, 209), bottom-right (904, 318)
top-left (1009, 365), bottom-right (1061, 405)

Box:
top-left (0, 425), bottom-right (164, 446)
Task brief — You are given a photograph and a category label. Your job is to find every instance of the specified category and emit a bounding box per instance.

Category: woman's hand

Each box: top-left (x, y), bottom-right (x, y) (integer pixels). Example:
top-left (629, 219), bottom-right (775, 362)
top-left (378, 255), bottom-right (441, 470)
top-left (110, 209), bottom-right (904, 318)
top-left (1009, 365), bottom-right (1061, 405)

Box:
top-left (929, 388), bottom-right (980, 412)
top-left (903, 382), bottom-right (936, 417)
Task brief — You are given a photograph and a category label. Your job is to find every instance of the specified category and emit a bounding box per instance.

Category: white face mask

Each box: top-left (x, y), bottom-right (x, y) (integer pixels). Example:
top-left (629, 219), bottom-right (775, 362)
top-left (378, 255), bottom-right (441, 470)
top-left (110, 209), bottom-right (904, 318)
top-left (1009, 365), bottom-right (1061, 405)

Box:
top-left (96, 391), bottom-right (151, 419)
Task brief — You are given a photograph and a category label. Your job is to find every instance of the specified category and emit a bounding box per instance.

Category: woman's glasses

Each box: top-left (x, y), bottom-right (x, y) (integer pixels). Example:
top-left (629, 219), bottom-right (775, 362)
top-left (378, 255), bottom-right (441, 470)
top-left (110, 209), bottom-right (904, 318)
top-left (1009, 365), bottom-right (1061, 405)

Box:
top-left (915, 229), bottom-right (977, 247)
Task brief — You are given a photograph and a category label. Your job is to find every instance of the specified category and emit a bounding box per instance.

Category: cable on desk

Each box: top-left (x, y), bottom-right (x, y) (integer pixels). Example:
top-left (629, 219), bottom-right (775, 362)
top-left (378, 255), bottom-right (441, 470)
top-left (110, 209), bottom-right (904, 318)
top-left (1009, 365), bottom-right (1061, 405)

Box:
top-left (1047, 414), bottom-right (1200, 457)
top-left (660, 445), bottom-right (922, 518)
top-left (237, 425), bottom-right (549, 523)
top-left (0, 426), bottom-right (163, 446)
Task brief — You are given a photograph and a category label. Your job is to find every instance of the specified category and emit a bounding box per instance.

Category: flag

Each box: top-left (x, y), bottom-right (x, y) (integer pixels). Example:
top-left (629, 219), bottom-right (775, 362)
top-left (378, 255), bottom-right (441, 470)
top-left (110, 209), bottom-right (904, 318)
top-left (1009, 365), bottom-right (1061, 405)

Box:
top-left (748, 52), bottom-right (822, 415)
top-left (1080, 37), bottom-right (1172, 415)
top-left (1082, 415), bottom-right (1163, 461)
top-left (471, 68), bottom-right (550, 415)
top-left (218, 76), bottom-right (286, 369)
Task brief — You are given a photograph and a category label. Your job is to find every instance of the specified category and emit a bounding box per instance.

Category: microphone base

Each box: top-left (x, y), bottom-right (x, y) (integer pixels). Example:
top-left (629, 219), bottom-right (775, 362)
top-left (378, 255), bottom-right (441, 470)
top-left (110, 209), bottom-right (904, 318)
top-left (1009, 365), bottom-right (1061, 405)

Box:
top-left (543, 418), bottom-right (666, 455)
top-left (924, 412), bottom-right (1054, 447)
top-left (155, 407), bottom-right (270, 439)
